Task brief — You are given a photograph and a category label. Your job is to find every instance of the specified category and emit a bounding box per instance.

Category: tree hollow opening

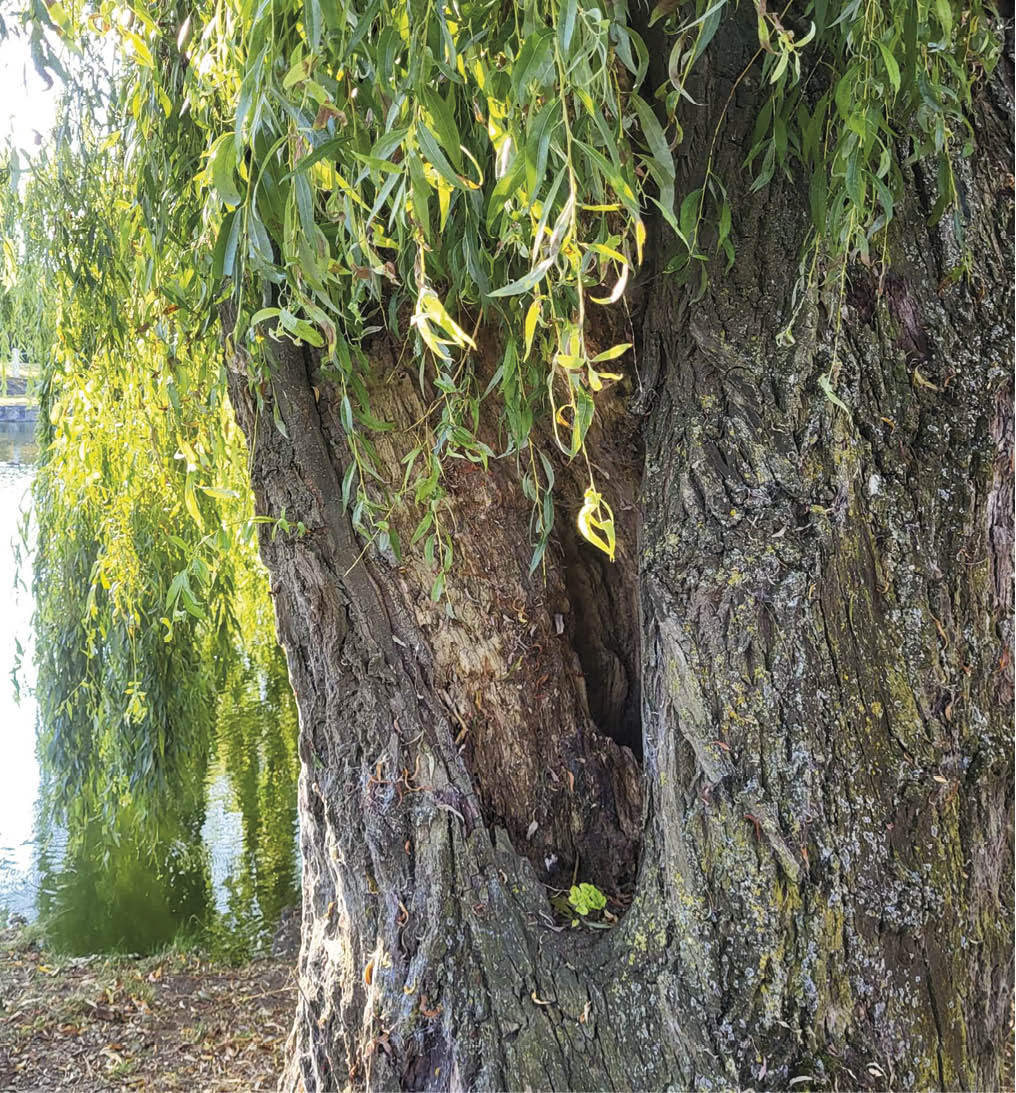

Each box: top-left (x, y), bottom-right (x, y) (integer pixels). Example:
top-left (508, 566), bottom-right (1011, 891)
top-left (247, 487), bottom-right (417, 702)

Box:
top-left (431, 385), bottom-right (646, 903)
top-left (561, 527), bottom-right (643, 763)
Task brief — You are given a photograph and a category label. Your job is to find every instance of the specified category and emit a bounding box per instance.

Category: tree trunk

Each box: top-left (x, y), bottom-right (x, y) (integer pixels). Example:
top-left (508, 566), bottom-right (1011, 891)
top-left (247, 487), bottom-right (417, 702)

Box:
top-left (225, 21), bottom-right (1013, 1092)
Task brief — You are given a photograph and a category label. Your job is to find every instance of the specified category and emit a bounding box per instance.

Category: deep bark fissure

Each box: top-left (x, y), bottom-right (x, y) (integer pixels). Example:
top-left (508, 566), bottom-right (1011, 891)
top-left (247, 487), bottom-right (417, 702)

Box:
top-left (560, 515), bottom-right (644, 762)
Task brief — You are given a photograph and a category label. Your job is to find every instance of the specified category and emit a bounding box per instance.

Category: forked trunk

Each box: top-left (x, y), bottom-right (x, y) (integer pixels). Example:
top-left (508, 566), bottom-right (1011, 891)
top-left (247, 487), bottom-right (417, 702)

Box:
top-left (225, 24), bottom-right (1013, 1092)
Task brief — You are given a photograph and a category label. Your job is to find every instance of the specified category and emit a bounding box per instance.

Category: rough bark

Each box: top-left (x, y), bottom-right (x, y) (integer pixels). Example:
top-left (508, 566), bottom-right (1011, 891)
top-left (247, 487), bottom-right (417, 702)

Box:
top-left (225, 18), bottom-right (1013, 1092)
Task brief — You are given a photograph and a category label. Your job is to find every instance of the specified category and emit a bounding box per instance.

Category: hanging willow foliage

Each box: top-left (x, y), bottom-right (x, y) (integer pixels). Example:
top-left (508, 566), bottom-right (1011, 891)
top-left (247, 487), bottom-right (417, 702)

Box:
top-left (0, 68), bottom-right (281, 804)
top-left (4, 0), bottom-right (1001, 584)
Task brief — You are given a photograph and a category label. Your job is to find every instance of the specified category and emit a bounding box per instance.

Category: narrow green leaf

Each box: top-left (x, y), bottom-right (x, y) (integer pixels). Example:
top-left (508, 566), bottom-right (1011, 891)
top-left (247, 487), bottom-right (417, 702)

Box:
top-left (294, 171), bottom-right (317, 240)
top-left (558, 0), bottom-right (578, 53)
top-left (407, 150), bottom-right (432, 240)
top-left (818, 372), bottom-right (850, 414)
top-left (341, 461), bottom-right (357, 507)
top-left (679, 188), bottom-right (702, 244)
top-left (631, 95), bottom-right (675, 214)
top-left (416, 123), bottom-right (465, 190)
top-left (421, 90), bottom-right (462, 171)
top-left (877, 40), bottom-right (901, 93)
top-left (487, 257), bottom-right (554, 298)
top-left (280, 309), bottom-right (324, 346)
top-left (212, 210), bottom-right (240, 279)
top-left (935, 0), bottom-right (952, 38)
top-left (210, 134), bottom-right (243, 207)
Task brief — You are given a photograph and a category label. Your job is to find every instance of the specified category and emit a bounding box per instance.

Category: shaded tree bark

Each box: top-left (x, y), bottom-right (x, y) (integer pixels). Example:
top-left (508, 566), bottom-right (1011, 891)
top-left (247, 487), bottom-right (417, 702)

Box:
top-left (225, 17), bottom-right (1013, 1091)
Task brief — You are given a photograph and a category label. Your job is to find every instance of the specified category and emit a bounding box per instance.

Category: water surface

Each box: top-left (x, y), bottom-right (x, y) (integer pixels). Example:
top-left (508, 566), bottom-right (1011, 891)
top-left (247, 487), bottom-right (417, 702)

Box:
top-left (0, 430), bottom-right (38, 919)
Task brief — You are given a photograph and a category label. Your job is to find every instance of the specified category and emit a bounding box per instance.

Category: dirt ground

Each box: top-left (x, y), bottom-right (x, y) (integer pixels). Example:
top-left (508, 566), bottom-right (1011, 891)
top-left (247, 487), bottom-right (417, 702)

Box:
top-left (0, 924), bottom-right (295, 1091)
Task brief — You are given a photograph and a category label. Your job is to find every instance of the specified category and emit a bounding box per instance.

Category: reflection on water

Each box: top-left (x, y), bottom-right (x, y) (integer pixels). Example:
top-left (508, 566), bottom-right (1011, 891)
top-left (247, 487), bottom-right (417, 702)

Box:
top-left (0, 422), bottom-right (301, 956)
top-left (33, 799), bottom-right (211, 955)
top-left (33, 643), bottom-right (299, 955)
top-left (0, 423), bottom-right (38, 466)
top-left (203, 655), bottom-right (301, 952)
top-left (0, 451), bottom-right (37, 919)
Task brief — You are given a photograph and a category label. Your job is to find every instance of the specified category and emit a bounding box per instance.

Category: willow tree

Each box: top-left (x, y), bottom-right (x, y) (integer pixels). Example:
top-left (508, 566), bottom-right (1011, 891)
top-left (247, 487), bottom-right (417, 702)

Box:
top-left (9, 0), bottom-right (1014, 1088)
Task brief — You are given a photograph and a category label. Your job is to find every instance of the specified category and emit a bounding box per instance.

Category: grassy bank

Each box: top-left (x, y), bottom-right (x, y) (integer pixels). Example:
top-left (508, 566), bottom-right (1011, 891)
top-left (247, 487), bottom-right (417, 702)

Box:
top-left (0, 923), bottom-right (294, 1090)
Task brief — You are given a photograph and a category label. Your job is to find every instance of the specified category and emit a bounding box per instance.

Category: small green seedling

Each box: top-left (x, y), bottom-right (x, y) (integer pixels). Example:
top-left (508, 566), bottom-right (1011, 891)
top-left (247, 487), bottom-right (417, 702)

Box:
top-left (568, 883), bottom-right (607, 919)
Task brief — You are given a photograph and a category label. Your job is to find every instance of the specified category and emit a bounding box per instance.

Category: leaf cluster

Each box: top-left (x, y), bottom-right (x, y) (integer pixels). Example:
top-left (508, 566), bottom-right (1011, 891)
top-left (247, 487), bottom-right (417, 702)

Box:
top-left (5, 0), bottom-right (1000, 580)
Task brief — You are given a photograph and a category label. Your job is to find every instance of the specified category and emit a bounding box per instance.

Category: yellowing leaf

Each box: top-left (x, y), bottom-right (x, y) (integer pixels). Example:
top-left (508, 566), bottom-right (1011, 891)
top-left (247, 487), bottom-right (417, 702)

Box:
top-left (458, 145), bottom-right (485, 189)
top-left (412, 314), bottom-right (449, 360)
top-left (590, 343), bottom-right (631, 363)
top-left (437, 177), bottom-right (452, 229)
top-left (577, 486), bottom-right (616, 561)
top-left (587, 367), bottom-right (622, 392)
top-left (417, 289), bottom-right (476, 349)
top-left (183, 480), bottom-right (204, 528)
top-left (125, 31), bottom-right (154, 67)
top-left (523, 298), bottom-right (541, 359)
top-left (199, 485), bottom-right (240, 501)
top-left (590, 262), bottom-right (630, 305)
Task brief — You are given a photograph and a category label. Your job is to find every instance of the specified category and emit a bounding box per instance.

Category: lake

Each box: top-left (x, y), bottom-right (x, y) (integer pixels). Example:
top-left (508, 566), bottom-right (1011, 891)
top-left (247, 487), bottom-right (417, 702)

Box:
top-left (0, 423), bottom-right (301, 956)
